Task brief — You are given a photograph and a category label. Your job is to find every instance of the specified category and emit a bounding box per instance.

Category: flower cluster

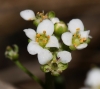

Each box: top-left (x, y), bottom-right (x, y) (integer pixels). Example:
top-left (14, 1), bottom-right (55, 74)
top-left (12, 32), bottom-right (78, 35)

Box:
top-left (20, 9), bottom-right (91, 76)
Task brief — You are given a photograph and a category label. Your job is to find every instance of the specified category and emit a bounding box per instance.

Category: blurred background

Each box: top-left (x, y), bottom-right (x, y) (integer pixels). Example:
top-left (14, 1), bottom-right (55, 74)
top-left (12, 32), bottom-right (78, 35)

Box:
top-left (0, 0), bottom-right (100, 89)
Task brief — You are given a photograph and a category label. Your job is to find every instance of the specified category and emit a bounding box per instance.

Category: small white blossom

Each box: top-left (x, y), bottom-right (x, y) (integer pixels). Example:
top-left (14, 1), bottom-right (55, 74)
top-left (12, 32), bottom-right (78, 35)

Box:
top-left (62, 19), bottom-right (91, 50)
top-left (85, 68), bottom-right (100, 88)
top-left (57, 51), bottom-right (72, 63)
top-left (24, 19), bottom-right (59, 64)
top-left (20, 9), bottom-right (35, 20)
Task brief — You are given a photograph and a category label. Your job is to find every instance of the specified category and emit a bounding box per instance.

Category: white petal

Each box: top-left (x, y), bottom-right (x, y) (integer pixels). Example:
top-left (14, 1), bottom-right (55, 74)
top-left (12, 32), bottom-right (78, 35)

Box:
top-left (85, 68), bottom-right (100, 87)
top-left (61, 32), bottom-right (72, 46)
top-left (68, 19), bottom-right (84, 34)
top-left (37, 19), bottom-right (54, 35)
top-left (80, 30), bottom-right (90, 39)
top-left (27, 41), bottom-right (43, 55)
top-left (89, 35), bottom-right (92, 38)
top-left (38, 49), bottom-right (53, 65)
top-left (23, 28), bottom-right (36, 41)
top-left (46, 36), bottom-right (59, 48)
top-left (57, 51), bottom-right (72, 63)
top-left (76, 43), bottom-right (88, 50)
top-left (50, 17), bottom-right (60, 24)
top-left (20, 9), bottom-right (35, 20)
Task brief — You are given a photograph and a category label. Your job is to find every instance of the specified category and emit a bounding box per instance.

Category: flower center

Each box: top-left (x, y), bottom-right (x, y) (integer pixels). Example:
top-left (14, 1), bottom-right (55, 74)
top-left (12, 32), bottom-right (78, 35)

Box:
top-left (72, 28), bottom-right (87, 47)
top-left (35, 31), bottom-right (50, 47)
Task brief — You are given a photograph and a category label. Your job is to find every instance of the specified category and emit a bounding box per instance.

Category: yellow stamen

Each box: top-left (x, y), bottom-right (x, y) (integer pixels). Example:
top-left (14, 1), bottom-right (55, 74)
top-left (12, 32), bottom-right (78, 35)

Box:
top-left (36, 34), bottom-right (40, 38)
top-left (43, 40), bottom-right (47, 43)
top-left (74, 44), bottom-right (77, 47)
top-left (80, 38), bottom-right (84, 43)
top-left (78, 34), bottom-right (80, 38)
top-left (74, 34), bottom-right (76, 37)
top-left (76, 28), bottom-right (80, 31)
top-left (42, 15), bottom-right (48, 19)
top-left (83, 38), bottom-right (86, 41)
top-left (40, 19), bottom-right (42, 22)
top-left (36, 38), bottom-right (39, 42)
top-left (42, 16), bottom-right (45, 19)
top-left (40, 13), bottom-right (43, 16)
top-left (28, 18), bottom-right (33, 21)
top-left (35, 38), bottom-right (39, 42)
top-left (45, 15), bottom-right (48, 18)
top-left (47, 35), bottom-right (50, 39)
top-left (43, 31), bottom-right (46, 34)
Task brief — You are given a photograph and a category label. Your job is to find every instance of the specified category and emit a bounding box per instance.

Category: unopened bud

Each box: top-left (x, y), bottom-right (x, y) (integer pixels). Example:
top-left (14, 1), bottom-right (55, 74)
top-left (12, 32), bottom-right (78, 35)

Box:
top-left (33, 18), bottom-right (42, 27)
top-left (54, 21), bottom-right (68, 36)
top-left (47, 11), bottom-right (55, 19)
top-left (58, 63), bottom-right (68, 71)
top-left (41, 65), bottom-right (50, 73)
top-left (5, 45), bottom-right (19, 60)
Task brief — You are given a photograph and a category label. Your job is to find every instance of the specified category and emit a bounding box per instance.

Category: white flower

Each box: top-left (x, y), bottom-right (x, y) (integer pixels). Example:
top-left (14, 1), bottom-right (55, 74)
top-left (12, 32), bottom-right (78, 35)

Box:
top-left (85, 68), bottom-right (100, 88)
top-left (20, 9), bottom-right (35, 20)
top-left (61, 19), bottom-right (91, 50)
top-left (50, 17), bottom-right (60, 24)
top-left (24, 19), bottom-right (59, 64)
top-left (57, 51), bottom-right (72, 63)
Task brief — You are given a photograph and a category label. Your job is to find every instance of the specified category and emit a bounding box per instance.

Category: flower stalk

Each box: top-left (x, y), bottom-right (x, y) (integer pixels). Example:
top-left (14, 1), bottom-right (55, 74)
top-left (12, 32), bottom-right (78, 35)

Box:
top-left (13, 59), bottom-right (45, 88)
top-left (45, 73), bottom-right (55, 89)
top-left (5, 45), bottom-right (45, 89)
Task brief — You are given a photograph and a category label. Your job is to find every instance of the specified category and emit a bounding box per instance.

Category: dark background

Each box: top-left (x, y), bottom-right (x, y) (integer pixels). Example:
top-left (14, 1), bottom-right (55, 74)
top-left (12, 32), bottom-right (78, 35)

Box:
top-left (0, 0), bottom-right (100, 89)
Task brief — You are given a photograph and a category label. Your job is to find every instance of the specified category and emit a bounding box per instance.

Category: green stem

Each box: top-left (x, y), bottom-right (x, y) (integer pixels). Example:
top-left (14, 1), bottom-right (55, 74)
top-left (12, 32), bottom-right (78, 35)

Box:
top-left (54, 76), bottom-right (66, 89)
top-left (13, 59), bottom-right (45, 88)
top-left (45, 73), bottom-right (55, 89)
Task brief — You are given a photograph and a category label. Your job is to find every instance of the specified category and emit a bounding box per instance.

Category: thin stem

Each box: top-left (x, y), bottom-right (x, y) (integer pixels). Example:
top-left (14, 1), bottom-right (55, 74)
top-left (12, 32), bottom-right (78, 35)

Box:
top-left (13, 59), bottom-right (45, 88)
top-left (45, 73), bottom-right (55, 89)
top-left (54, 76), bottom-right (66, 89)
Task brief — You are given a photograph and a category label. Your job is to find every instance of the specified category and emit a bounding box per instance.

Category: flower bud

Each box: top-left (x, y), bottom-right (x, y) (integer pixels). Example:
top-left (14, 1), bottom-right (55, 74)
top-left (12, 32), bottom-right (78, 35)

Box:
top-left (54, 21), bottom-right (68, 36)
top-left (33, 18), bottom-right (42, 27)
top-left (41, 59), bottom-right (69, 76)
top-left (41, 65), bottom-right (50, 73)
top-left (47, 11), bottom-right (55, 18)
top-left (58, 63), bottom-right (68, 71)
top-left (5, 45), bottom-right (19, 60)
